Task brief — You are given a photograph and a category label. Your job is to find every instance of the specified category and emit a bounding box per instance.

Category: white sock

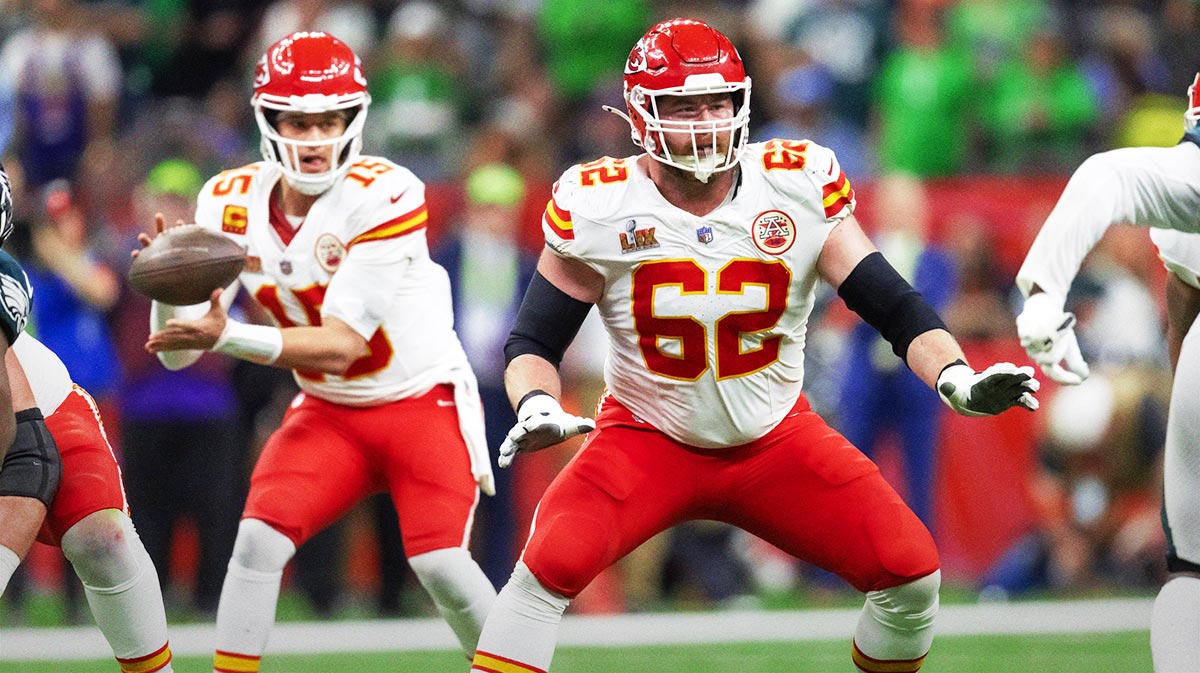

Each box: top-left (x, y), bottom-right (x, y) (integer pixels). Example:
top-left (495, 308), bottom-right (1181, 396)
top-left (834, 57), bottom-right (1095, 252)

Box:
top-left (408, 547), bottom-right (497, 658)
top-left (61, 511), bottom-right (173, 672)
top-left (0, 544), bottom-right (20, 596)
top-left (212, 519), bottom-right (295, 673)
top-left (472, 562), bottom-right (569, 672)
top-left (1152, 575), bottom-right (1200, 672)
top-left (853, 571), bottom-right (940, 672)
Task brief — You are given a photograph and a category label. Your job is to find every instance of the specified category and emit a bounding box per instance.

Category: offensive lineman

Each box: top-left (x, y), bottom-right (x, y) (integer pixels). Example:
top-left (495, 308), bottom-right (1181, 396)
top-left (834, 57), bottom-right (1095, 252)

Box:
top-left (1015, 74), bottom-right (1200, 673)
top-left (1, 163), bottom-right (176, 672)
top-left (471, 19), bottom-right (1039, 673)
top-left (140, 32), bottom-right (496, 671)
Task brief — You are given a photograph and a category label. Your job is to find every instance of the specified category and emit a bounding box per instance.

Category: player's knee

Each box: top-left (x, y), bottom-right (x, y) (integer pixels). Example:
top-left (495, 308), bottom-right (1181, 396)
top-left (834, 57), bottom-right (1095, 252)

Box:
top-left (61, 509), bottom-right (142, 589)
top-left (506, 561), bottom-right (570, 620)
top-left (865, 570), bottom-right (940, 631)
top-left (408, 547), bottom-right (491, 610)
top-left (229, 518), bottom-right (296, 574)
top-left (865, 502), bottom-right (939, 587)
top-left (524, 514), bottom-right (612, 598)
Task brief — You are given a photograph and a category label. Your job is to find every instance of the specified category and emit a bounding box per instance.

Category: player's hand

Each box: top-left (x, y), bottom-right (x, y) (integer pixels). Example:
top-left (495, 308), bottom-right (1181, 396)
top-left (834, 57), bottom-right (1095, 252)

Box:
top-left (131, 213), bottom-right (183, 260)
top-left (498, 393), bottom-right (595, 468)
top-left (1016, 292), bottom-right (1089, 385)
top-left (145, 289), bottom-right (228, 353)
top-left (937, 361), bottom-right (1040, 417)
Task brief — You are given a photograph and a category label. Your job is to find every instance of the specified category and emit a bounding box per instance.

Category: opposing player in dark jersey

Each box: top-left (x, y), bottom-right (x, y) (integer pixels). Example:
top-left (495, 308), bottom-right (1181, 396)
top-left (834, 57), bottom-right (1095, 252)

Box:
top-left (0, 163), bottom-right (175, 673)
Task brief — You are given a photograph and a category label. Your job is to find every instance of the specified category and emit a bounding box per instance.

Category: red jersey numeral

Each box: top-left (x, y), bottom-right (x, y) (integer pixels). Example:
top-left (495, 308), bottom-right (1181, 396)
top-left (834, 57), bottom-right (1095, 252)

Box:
top-left (579, 157), bottom-right (630, 186)
top-left (254, 283), bottom-right (394, 381)
top-left (346, 158), bottom-right (395, 188)
top-left (761, 139), bottom-right (809, 171)
top-left (631, 259), bottom-right (791, 380)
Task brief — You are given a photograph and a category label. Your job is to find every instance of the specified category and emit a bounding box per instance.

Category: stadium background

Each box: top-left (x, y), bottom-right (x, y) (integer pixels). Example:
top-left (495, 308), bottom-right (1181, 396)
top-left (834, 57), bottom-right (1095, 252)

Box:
top-left (0, 0), bottom-right (1190, 669)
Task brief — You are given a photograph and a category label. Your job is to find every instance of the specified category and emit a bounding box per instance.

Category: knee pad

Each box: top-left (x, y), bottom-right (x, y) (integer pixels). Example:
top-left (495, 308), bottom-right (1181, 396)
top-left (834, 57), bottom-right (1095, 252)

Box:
top-left (865, 570), bottom-right (941, 630)
top-left (60, 510), bottom-right (144, 590)
top-left (230, 518), bottom-right (296, 574)
top-left (525, 511), bottom-right (613, 598)
top-left (0, 408), bottom-right (61, 507)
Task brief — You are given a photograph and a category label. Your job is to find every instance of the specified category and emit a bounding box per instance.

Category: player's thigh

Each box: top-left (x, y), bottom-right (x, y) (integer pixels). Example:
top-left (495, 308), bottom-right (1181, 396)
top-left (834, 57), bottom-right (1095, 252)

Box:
top-left (39, 390), bottom-right (126, 546)
top-left (522, 426), bottom-right (695, 598)
top-left (244, 403), bottom-right (373, 547)
top-left (375, 391), bottom-right (479, 556)
top-left (721, 410), bottom-right (938, 592)
top-left (1163, 314), bottom-right (1200, 566)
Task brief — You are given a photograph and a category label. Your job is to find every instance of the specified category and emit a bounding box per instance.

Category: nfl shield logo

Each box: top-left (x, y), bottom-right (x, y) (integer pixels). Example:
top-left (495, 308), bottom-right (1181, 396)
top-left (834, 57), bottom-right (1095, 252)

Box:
top-left (279, 259), bottom-right (293, 275)
top-left (696, 226), bottom-right (714, 244)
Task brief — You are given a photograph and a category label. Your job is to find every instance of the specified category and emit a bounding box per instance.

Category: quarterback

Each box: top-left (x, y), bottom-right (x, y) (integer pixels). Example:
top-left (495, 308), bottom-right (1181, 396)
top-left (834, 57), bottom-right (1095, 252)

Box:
top-left (142, 32), bottom-right (496, 670)
top-left (1016, 74), bottom-right (1200, 673)
top-left (0, 163), bottom-right (175, 672)
top-left (472, 19), bottom-right (1039, 673)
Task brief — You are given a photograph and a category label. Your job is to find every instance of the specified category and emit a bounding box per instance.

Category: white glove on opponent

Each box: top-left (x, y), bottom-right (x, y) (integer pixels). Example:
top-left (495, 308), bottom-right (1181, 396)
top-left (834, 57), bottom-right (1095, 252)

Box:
top-left (1016, 292), bottom-right (1090, 385)
top-left (498, 393), bottom-right (596, 468)
top-left (937, 361), bottom-right (1040, 417)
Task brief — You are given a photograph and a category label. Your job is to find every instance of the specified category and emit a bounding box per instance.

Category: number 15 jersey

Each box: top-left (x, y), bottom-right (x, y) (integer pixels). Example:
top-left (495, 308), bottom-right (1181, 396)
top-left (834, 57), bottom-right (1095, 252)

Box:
top-left (545, 140), bottom-right (855, 448)
top-left (194, 157), bottom-right (469, 407)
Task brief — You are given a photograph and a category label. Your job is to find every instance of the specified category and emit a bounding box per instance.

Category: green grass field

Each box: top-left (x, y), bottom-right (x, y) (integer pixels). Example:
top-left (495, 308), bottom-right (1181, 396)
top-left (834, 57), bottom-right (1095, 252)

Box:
top-left (0, 631), bottom-right (1152, 673)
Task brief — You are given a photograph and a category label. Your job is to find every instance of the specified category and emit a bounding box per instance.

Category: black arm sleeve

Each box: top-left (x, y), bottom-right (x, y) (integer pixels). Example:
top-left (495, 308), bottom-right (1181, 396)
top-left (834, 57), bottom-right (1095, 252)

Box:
top-left (837, 252), bottom-right (947, 364)
top-left (503, 271), bottom-right (594, 369)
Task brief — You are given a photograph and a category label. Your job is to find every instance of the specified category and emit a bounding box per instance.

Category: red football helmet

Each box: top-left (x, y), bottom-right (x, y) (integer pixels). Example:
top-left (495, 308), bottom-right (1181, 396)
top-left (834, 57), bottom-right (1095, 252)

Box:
top-left (616, 19), bottom-right (751, 181)
top-left (1186, 73), bottom-right (1200, 133)
top-left (251, 32), bottom-right (371, 195)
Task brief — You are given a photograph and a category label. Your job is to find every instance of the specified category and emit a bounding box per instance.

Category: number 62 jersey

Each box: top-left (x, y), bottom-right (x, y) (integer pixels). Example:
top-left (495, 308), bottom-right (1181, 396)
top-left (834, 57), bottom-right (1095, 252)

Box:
top-left (194, 156), bottom-right (470, 407)
top-left (545, 140), bottom-right (855, 449)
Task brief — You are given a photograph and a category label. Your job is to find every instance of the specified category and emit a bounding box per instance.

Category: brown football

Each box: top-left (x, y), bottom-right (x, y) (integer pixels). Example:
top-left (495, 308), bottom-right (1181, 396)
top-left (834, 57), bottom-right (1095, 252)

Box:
top-left (129, 225), bottom-right (245, 305)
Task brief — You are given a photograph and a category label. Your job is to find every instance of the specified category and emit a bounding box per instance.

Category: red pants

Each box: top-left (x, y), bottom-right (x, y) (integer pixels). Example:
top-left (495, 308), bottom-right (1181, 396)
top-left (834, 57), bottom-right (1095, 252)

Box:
top-left (523, 393), bottom-right (939, 597)
top-left (38, 387), bottom-right (128, 546)
top-left (243, 385), bottom-right (478, 555)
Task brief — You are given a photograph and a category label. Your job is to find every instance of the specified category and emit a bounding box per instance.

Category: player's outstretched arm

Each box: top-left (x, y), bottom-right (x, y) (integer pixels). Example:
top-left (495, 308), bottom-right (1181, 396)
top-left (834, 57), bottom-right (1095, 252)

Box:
top-left (818, 215), bottom-right (1039, 417)
top-left (498, 249), bottom-right (600, 467)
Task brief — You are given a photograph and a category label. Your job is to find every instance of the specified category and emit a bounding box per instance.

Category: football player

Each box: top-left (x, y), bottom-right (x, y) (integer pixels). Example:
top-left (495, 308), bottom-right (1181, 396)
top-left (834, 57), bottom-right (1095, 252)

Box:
top-left (1016, 74), bottom-right (1200, 673)
top-left (140, 32), bottom-right (496, 671)
top-left (0, 162), bottom-right (175, 673)
top-left (471, 18), bottom-right (1039, 673)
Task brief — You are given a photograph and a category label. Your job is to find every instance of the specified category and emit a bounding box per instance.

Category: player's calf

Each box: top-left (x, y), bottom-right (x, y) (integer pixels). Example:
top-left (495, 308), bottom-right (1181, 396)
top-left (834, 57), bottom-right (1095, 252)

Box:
top-left (852, 570), bottom-right (940, 673)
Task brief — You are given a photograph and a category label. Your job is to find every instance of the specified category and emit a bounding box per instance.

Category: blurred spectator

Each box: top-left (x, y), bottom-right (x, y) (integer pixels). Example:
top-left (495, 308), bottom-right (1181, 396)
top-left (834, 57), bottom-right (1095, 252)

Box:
top-left (872, 2), bottom-right (976, 177)
top-left (980, 369), bottom-right (1167, 596)
top-left (981, 27), bottom-right (1097, 173)
top-left (25, 179), bottom-right (121, 401)
top-left (111, 159), bottom-right (245, 615)
top-left (755, 60), bottom-right (873, 178)
top-left (834, 174), bottom-right (957, 527)
top-left (536, 0), bottom-right (650, 105)
top-left (431, 163), bottom-right (537, 587)
top-left (254, 0), bottom-right (377, 62)
top-left (367, 1), bottom-right (467, 180)
top-left (777, 0), bottom-right (890, 128)
top-left (0, 0), bottom-right (121, 189)
top-left (945, 0), bottom-right (1056, 84)
top-left (150, 3), bottom-right (260, 100)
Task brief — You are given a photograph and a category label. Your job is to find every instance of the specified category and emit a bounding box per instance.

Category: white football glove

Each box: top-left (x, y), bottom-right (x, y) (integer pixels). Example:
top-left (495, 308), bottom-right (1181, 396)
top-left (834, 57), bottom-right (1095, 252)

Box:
top-left (1016, 292), bottom-right (1090, 385)
top-left (937, 361), bottom-right (1040, 417)
top-left (498, 393), bottom-right (596, 468)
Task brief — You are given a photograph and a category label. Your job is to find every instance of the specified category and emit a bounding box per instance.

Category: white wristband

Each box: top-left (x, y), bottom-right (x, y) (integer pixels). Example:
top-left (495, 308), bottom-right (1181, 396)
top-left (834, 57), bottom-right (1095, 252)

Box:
top-left (212, 319), bottom-right (283, 365)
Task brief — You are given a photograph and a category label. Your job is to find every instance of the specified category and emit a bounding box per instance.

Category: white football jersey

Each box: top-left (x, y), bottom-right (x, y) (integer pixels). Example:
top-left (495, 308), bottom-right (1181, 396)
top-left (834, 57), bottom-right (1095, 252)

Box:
top-left (1018, 141), bottom-right (1200, 297)
top-left (544, 140), bottom-right (856, 448)
top-left (194, 157), bottom-right (470, 407)
top-left (12, 335), bottom-right (74, 416)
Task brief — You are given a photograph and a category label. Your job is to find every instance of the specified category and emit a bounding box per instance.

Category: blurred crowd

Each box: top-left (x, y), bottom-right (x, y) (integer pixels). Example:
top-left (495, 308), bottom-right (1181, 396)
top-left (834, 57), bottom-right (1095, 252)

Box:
top-left (0, 0), bottom-right (1193, 622)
